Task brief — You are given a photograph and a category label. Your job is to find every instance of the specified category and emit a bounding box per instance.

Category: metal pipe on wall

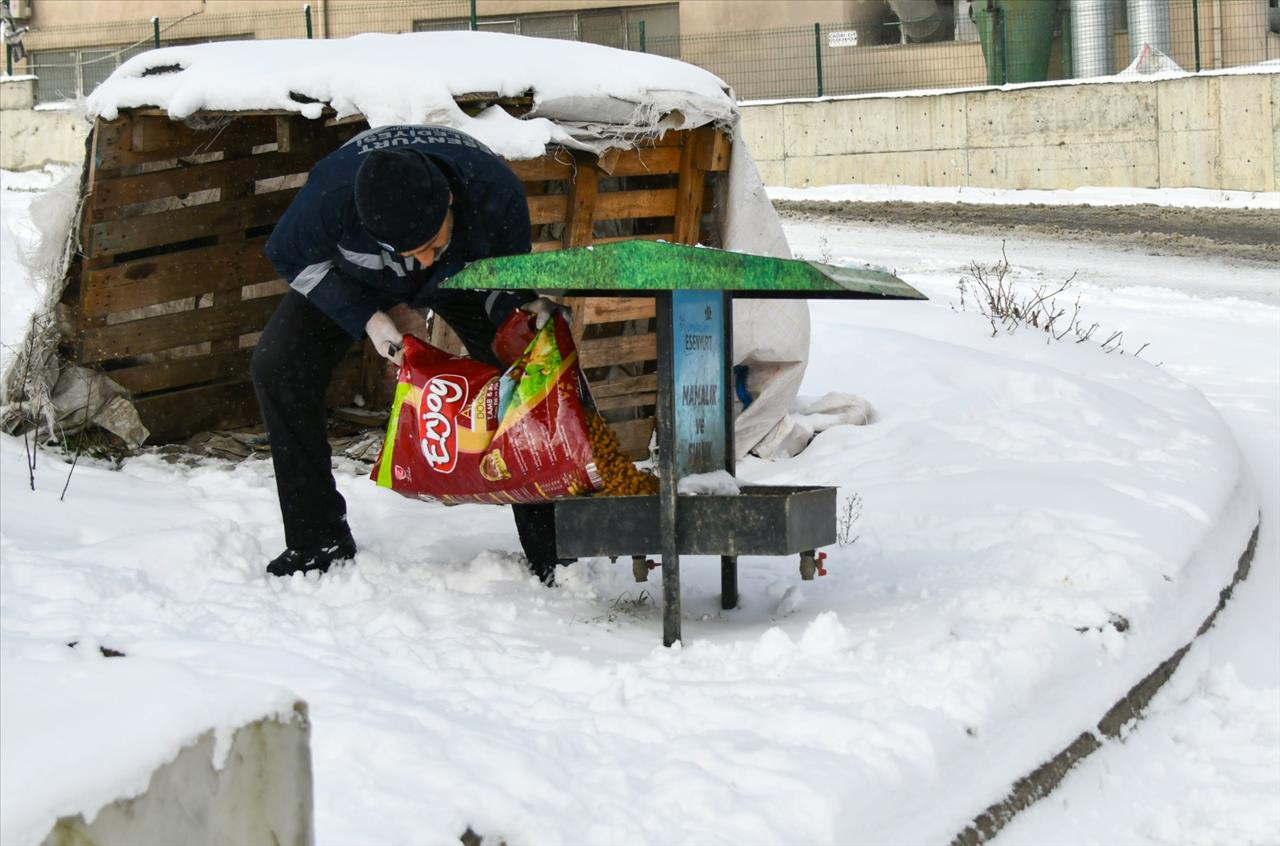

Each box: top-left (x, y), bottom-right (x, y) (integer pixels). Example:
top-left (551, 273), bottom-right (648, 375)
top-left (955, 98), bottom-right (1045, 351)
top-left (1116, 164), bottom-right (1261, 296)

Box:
top-left (886, 0), bottom-right (943, 42)
top-left (1126, 0), bottom-right (1172, 61)
top-left (1070, 0), bottom-right (1116, 77)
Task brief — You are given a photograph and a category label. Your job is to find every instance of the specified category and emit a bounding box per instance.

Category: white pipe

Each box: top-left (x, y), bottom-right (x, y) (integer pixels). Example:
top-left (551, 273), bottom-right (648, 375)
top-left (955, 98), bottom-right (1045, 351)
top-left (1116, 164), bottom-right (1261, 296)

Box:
top-left (886, 0), bottom-right (943, 41)
top-left (1071, 0), bottom-right (1116, 77)
top-left (1126, 0), bottom-right (1172, 62)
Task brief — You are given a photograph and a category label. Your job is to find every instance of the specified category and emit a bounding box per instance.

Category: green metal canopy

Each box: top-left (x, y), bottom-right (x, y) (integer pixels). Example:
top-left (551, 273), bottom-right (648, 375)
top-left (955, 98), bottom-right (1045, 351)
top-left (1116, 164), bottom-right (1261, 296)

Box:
top-left (442, 240), bottom-right (926, 300)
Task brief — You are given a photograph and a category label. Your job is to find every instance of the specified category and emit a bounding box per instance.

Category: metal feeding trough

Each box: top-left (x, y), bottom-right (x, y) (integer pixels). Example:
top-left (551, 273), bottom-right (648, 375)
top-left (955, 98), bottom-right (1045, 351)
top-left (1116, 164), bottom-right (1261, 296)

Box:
top-left (445, 241), bottom-right (925, 645)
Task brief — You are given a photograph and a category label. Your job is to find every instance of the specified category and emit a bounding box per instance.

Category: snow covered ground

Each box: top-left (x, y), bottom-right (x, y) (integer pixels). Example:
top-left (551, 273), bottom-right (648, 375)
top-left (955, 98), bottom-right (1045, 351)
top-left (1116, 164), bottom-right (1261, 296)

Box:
top-left (2, 171), bottom-right (1276, 844)
top-left (782, 211), bottom-right (1279, 845)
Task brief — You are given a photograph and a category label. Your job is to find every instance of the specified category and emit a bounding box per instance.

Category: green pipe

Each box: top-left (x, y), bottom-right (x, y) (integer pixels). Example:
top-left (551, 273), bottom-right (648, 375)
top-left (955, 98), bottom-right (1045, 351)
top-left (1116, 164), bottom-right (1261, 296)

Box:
top-left (1060, 3), bottom-right (1072, 79)
top-left (1192, 0), bottom-right (1202, 72)
top-left (304, 4), bottom-right (313, 39)
top-left (152, 16), bottom-right (160, 48)
top-left (469, 0), bottom-right (477, 32)
top-left (998, 7), bottom-right (1007, 84)
top-left (814, 22), bottom-right (823, 97)
top-left (5, 43), bottom-right (12, 77)
top-left (975, 0), bottom-right (1058, 85)
top-left (639, 20), bottom-right (646, 53)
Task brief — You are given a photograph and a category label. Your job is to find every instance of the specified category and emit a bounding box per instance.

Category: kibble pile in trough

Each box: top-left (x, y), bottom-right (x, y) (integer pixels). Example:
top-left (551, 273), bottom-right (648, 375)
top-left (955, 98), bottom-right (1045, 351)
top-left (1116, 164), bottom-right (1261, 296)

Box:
top-left (586, 412), bottom-right (660, 496)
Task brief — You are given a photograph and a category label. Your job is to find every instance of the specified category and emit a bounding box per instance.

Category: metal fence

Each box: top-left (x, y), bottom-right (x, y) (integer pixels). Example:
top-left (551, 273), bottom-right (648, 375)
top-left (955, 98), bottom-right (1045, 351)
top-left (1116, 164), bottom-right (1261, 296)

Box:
top-left (11, 0), bottom-right (1278, 106)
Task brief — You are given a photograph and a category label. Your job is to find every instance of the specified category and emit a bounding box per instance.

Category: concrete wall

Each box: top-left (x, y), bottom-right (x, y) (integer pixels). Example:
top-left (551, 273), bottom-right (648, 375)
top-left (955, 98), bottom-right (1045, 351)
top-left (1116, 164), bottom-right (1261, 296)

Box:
top-left (3, 70), bottom-right (1275, 191)
top-left (0, 79), bottom-right (91, 170)
top-left (742, 71), bottom-right (1280, 191)
top-left (42, 708), bottom-right (314, 846)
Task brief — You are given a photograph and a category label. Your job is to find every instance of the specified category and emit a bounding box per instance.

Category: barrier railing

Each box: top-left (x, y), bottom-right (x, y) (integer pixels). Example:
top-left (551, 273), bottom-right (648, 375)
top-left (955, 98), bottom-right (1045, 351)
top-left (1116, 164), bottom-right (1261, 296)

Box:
top-left (11, 0), bottom-right (1276, 106)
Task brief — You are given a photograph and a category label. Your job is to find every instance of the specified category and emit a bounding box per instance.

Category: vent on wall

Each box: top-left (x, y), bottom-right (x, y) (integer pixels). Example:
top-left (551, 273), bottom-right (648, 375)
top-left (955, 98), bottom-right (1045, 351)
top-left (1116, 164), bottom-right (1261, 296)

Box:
top-left (7, 0), bottom-right (33, 20)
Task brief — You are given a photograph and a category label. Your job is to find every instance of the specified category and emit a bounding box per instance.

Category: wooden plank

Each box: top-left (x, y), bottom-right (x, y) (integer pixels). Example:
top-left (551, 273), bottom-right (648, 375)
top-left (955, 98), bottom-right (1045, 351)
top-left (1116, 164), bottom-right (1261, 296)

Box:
top-left (609, 417), bottom-right (655, 460)
top-left (122, 114), bottom-right (278, 163)
top-left (81, 295), bottom-right (284, 363)
top-left (527, 194), bottom-right (569, 226)
top-left (579, 333), bottom-right (657, 368)
top-left (595, 392), bottom-right (657, 412)
top-left (565, 295), bottom-right (588, 344)
top-left (532, 231), bottom-right (672, 253)
top-left (134, 379), bottom-right (262, 443)
top-left (563, 155), bottom-right (598, 248)
top-left (82, 237), bottom-right (276, 317)
top-left (89, 118), bottom-right (131, 182)
top-left (211, 145), bottom-right (260, 355)
top-left (275, 114), bottom-right (365, 155)
top-left (593, 232), bottom-right (675, 246)
top-left (595, 188), bottom-right (677, 220)
top-left (507, 156), bottom-right (574, 181)
top-left (131, 355), bottom-right (360, 442)
top-left (650, 130), bottom-right (688, 148)
top-left (696, 129), bottom-right (732, 172)
top-left (91, 150), bottom-right (316, 212)
top-left (108, 348), bottom-right (255, 396)
top-left (510, 145), bottom-right (683, 183)
top-left (87, 189), bottom-right (297, 256)
top-left (583, 297), bottom-right (656, 324)
top-left (607, 146), bottom-right (683, 177)
top-left (589, 373), bottom-right (657, 399)
top-left (672, 127), bottom-right (710, 245)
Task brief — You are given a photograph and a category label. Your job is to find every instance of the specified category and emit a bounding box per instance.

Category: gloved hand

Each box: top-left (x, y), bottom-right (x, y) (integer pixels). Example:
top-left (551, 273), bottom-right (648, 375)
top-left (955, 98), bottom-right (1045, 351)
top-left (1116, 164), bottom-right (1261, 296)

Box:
top-left (365, 311), bottom-right (404, 366)
top-left (519, 296), bottom-right (566, 330)
top-left (387, 303), bottom-right (429, 340)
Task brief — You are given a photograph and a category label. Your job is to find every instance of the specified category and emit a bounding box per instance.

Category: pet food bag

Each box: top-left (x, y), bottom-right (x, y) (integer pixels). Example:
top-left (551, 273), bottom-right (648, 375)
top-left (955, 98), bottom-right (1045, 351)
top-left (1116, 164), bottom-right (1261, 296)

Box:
top-left (371, 312), bottom-right (601, 504)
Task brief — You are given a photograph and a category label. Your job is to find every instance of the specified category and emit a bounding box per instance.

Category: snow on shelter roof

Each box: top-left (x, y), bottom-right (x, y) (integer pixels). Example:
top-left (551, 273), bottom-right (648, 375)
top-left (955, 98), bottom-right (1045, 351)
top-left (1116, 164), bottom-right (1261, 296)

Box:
top-left (86, 31), bottom-right (738, 160)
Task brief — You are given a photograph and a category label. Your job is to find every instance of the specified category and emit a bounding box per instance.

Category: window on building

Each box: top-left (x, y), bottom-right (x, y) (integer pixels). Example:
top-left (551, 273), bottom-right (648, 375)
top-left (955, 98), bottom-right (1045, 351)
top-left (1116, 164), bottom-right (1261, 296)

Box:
top-left (580, 10), bottom-right (625, 49)
top-left (29, 49), bottom-right (79, 104)
top-left (413, 4), bottom-right (677, 53)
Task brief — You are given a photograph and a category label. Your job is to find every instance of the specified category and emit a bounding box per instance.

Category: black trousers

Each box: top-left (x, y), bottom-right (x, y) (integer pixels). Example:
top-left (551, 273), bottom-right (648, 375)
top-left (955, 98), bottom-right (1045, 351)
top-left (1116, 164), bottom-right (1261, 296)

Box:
top-left (250, 290), bottom-right (560, 563)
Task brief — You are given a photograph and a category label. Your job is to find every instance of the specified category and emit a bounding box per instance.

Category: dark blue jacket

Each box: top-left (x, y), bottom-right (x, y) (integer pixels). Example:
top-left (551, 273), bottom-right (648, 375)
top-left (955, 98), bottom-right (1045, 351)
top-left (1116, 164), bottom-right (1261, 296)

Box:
top-left (265, 124), bottom-right (532, 338)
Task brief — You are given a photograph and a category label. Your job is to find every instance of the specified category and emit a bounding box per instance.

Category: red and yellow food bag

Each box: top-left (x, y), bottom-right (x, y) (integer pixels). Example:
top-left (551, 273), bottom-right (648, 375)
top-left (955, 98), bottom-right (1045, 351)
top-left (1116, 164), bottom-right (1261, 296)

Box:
top-left (371, 311), bottom-right (601, 504)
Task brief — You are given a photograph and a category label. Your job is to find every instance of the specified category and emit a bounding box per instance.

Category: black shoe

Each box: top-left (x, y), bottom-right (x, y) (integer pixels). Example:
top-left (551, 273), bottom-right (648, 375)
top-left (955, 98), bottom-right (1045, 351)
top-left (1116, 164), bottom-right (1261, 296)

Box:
top-left (527, 558), bottom-right (574, 587)
top-left (267, 534), bottom-right (357, 577)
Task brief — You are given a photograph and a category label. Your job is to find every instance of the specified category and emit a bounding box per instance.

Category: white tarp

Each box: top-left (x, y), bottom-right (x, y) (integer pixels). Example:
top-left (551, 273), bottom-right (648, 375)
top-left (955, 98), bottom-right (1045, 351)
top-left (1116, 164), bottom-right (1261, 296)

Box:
top-left (53, 32), bottom-right (806, 454)
top-left (85, 32), bottom-right (739, 161)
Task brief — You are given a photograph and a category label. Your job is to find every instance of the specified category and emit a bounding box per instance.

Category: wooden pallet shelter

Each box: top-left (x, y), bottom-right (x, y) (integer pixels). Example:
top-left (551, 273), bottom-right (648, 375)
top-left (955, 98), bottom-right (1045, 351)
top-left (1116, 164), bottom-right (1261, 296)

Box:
top-left (66, 99), bottom-right (732, 455)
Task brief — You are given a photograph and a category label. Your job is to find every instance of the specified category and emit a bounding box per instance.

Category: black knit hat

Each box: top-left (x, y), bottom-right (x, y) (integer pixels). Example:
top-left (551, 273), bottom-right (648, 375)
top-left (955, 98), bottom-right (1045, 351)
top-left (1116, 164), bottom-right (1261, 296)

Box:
top-left (354, 149), bottom-right (450, 253)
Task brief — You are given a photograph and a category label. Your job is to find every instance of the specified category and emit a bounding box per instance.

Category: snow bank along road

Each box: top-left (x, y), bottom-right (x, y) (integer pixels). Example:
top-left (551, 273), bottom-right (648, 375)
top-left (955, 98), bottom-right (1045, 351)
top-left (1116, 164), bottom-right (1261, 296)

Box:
top-left (775, 199), bottom-right (1280, 265)
top-left (783, 205), bottom-right (1279, 846)
top-left (2, 168), bottom-right (1276, 845)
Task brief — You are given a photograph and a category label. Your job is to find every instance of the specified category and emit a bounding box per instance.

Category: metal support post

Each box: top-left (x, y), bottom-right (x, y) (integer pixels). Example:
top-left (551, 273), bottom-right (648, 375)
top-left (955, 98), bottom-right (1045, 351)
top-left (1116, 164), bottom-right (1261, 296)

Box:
top-left (1192, 0), bottom-right (1202, 72)
top-left (720, 291), bottom-right (738, 611)
top-left (5, 43), bottom-right (12, 77)
top-left (152, 17), bottom-right (161, 49)
top-left (469, 0), bottom-right (478, 32)
top-left (655, 292), bottom-right (681, 647)
top-left (304, 4), bottom-right (313, 39)
top-left (813, 22), bottom-right (824, 97)
top-left (639, 20), bottom-right (646, 53)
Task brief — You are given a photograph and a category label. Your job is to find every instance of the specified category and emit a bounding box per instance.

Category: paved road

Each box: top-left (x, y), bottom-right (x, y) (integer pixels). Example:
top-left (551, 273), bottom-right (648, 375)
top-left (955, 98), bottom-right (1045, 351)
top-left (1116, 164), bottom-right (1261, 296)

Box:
top-left (773, 200), bottom-right (1280, 264)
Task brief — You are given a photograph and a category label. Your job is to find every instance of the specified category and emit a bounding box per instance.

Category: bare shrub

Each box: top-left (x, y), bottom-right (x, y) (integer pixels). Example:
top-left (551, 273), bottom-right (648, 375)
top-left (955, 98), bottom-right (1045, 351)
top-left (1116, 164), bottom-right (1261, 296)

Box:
top-left (837, 492), bottom-right (862, 547)
top-left (954, 243), bottom-right (1154, 361)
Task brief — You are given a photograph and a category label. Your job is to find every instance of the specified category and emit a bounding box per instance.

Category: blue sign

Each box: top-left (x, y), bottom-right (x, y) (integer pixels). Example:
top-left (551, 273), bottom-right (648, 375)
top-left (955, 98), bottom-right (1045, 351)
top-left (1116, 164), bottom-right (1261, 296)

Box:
top-left (671, 290), bottom-right (726, 478)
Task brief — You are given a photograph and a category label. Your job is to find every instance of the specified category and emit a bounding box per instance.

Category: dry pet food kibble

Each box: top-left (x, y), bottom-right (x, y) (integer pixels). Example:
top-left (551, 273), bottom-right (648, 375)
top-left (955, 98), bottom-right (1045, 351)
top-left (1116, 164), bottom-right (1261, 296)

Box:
top-left (585, 411), bottom-right (659, 497)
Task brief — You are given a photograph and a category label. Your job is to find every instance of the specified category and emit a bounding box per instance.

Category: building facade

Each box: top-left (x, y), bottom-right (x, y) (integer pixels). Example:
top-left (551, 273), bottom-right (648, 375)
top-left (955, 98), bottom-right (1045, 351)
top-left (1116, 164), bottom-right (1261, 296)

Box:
top-left (6, 0), bottom-right (1277, 105)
